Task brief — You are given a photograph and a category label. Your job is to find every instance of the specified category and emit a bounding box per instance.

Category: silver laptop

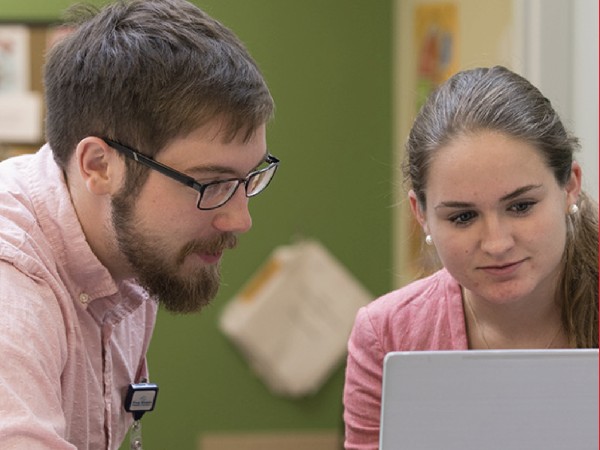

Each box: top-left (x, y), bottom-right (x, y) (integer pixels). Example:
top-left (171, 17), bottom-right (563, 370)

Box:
top-left (380, 349), bottom-right (599, 450)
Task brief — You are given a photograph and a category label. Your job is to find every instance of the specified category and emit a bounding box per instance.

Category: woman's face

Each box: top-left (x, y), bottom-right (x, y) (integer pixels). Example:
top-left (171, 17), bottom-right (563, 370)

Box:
top-left (410, 130), bottom-right (581, 305)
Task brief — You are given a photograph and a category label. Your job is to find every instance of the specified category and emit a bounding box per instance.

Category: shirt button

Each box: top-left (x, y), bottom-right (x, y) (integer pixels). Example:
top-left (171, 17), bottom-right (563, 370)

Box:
top-left (79, 293), bottom-right (90, 304)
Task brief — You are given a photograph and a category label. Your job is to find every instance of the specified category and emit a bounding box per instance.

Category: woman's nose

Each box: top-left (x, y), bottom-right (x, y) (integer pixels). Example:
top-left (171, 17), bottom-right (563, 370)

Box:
top-left (479, 217), bottom-right (514, 255)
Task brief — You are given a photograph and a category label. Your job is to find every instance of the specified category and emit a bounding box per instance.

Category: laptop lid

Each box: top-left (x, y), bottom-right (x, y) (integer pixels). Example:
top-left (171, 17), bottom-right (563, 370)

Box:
top-left (379, 349), bottom-right (599, 450)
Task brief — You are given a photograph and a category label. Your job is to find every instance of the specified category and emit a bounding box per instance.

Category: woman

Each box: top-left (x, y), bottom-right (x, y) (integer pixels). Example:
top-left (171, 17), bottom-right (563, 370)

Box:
top-left (343, 66), bottom-right (598, 450)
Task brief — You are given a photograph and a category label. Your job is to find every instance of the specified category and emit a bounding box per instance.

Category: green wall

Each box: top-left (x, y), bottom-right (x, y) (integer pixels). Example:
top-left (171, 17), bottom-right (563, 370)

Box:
top-left (0, 1), bottom-right (393, 448)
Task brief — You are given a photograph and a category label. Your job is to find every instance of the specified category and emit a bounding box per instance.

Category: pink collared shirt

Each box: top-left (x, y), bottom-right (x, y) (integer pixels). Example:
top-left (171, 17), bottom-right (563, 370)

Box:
top-left (0, 146), bottom-right (158, 449)
top-left (343, 268), bottom-right (468, 450)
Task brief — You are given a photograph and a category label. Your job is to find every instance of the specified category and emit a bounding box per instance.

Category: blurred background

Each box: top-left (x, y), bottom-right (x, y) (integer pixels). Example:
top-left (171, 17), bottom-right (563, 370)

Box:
top-left (0, 0), bottom-right (596, 449)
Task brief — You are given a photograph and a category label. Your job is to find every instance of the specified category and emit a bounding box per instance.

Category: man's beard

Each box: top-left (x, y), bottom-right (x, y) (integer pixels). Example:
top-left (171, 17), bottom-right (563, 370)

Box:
top-left (111, 191), bottom-right (236, 314)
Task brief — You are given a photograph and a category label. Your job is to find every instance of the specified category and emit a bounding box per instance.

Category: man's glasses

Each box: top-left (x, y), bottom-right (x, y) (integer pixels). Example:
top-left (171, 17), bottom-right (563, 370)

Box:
top-left (103, 138), bottom-right (279, 210)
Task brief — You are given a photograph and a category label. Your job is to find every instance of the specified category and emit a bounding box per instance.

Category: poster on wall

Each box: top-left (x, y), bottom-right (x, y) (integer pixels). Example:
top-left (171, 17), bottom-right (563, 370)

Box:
top-left (409, 3), bottom-right (459, 276)
top-left (0, 25), bottom-right (30, 93)
top-left (414, 3), bottom-right (459, 109)
top-left (0, 24), bottom-right (44, 147)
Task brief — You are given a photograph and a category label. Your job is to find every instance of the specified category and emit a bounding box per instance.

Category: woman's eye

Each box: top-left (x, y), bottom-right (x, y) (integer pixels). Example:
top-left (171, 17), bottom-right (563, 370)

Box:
top-left (510, 201), bottom-right (536, 214)
top-left (449, 211), bottom-right (476, 225)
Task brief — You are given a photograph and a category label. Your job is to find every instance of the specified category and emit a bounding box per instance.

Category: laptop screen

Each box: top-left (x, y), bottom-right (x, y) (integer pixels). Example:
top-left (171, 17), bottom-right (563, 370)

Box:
top-left (379, 349), bottom-right (599, 450)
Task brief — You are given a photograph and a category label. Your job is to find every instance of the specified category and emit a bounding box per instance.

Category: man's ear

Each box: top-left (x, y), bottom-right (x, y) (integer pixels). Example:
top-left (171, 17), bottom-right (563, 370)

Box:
top-left (408, 189), bottom-right (428, 231)
top-left (75, 137), bottom-right (124, 195)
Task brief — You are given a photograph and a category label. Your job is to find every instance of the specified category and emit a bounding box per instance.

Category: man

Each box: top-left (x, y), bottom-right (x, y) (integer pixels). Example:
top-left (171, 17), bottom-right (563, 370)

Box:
top-left (0, 0), bottom-right (277, 448)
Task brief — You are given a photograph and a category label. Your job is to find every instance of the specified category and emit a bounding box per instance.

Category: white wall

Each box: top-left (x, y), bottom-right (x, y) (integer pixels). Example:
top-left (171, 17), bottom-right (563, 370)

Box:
top-left (513, 0), bottom-right (599, 200)
top-left (572, 0), bottom-right (599, 200)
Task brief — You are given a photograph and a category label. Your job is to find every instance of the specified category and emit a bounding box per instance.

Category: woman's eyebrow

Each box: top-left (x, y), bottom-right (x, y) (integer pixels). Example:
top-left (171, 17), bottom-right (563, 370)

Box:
top-left (499, 184), bottom-right (543, 202)
top-left (434, 184), bottom-right (544, 210)
top-left (434, 200), bottom-right (474, 210)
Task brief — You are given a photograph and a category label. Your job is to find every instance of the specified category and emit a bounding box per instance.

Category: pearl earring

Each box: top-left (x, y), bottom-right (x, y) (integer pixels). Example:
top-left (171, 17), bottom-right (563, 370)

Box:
top-left (568, 204), bottom-right (579, 215)
top-left (425, 235), bottom-right (433, 246)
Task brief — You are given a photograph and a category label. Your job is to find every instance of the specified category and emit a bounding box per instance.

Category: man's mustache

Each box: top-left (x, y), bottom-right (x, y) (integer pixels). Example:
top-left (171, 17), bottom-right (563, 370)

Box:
top-left (176, 233), bottom-right (238, 265)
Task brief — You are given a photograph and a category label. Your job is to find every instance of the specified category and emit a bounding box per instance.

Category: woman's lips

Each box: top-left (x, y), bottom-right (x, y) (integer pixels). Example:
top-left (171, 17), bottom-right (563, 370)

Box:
top-left (479, 259), bottom-right (526, 276)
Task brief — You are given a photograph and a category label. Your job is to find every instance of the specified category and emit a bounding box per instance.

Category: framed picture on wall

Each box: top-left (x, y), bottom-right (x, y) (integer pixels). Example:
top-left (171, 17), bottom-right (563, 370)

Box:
top-left (414, 3), bottom-right (459, 109)
top-left (0, 24), bottom-right (30, 93)
top-left (0, 22), bottom-right (70, 150)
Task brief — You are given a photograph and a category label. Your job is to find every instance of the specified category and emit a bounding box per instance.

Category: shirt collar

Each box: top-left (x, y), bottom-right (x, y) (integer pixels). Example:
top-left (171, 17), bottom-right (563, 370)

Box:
top-left (30, 145), bottom-right (119, 305)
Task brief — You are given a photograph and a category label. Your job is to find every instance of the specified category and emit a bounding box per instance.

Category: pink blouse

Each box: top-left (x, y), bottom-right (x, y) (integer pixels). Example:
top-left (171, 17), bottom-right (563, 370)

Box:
top-left (343, 268), bottom-right (469, 450)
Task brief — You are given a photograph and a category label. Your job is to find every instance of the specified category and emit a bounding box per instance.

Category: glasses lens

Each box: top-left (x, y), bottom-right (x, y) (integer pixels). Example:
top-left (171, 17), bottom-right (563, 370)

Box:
top-left (246, 165), bottom-right (277, 197)
top-left (196, 160), bottom-right (278, 210)
top-left (198, 180), bottom-right (239, 209)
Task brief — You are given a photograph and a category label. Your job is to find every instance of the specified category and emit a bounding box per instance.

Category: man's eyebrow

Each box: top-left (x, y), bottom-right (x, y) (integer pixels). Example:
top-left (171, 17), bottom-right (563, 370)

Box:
top-left (186, 164), bottom-right (236, 177)
top-left (434, 184), bottom-right (544, 210)
top-left (250, 151), bottom-right (270, 171)
top-left (186, 151), bottom-right (269, 177)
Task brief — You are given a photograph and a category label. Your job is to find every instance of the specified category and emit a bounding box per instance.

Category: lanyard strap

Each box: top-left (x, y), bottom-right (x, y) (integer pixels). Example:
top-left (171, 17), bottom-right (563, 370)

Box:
top-left (130, 420), bottom-right (143, 450)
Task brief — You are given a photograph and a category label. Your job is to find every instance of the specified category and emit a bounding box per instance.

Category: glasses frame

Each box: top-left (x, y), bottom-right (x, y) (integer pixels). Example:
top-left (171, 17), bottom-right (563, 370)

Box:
top-left (102, 138), bottom-right (279, 210)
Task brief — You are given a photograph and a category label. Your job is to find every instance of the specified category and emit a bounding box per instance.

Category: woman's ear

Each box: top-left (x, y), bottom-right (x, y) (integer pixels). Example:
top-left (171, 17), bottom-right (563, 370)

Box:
top-left (75, 137), bottom-right (124, 195)
top-left (408, 189), bottom-right (427, 230)
top-left (565, 161), bottom-right (582, 208)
